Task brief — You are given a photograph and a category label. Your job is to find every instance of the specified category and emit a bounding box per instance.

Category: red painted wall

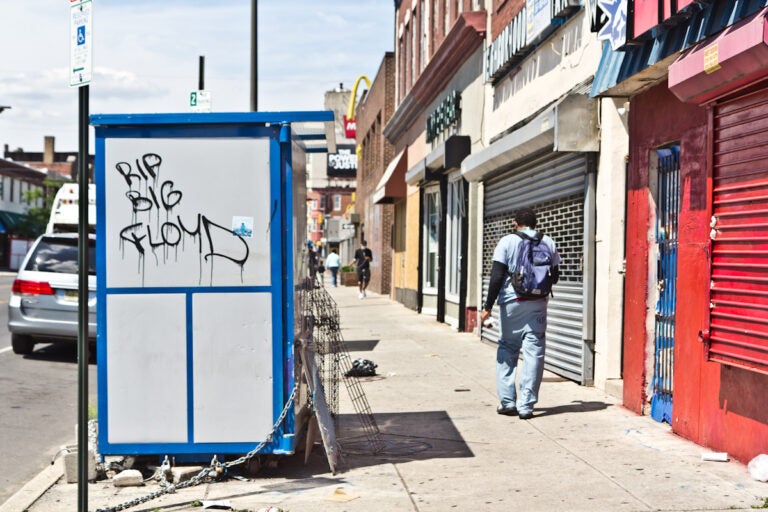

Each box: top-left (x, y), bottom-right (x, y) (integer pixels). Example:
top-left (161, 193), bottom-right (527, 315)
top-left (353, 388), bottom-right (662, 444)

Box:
top-left (626, 82), bottom-right (768, 463)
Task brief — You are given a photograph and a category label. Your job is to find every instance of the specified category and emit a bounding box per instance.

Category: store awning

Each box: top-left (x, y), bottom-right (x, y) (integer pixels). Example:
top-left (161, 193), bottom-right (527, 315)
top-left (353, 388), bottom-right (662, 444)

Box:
top-left (373, 149), bottom-right (407, 204)
top-left (591, 1), bottom-right (768, 99)
top-left (0, 210), bottom-right (26, 234)
top-left (425, 135), bottom-right (471, 173)
top-left (461, 106), bottom-right (556, 183)
top-left (669, 7), bottom-right (768, 104)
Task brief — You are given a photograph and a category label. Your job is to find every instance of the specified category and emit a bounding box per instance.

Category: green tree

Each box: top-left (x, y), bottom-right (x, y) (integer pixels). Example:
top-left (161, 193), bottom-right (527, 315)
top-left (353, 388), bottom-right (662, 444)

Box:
top-left (14, 181), bottom-right (65, 238)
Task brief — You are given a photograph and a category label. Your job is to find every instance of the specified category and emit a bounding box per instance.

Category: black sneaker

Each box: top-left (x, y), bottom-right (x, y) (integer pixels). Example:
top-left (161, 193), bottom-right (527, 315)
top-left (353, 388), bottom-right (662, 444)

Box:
top-left (496, 405), bottom-right (518, 416)
top-left (518, 411), bottom-right (533, 420)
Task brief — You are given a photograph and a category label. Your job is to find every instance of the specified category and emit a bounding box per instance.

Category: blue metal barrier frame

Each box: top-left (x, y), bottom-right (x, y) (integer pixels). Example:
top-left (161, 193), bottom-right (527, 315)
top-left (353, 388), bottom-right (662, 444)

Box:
top-left (91, 112), bottom-right (329, 457)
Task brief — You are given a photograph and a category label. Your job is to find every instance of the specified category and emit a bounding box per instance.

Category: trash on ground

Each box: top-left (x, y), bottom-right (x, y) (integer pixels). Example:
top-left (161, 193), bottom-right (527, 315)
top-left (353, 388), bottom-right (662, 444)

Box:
top-left (112, 469), bottom-right (144, 487)
top-left (454, 388), bottom-right (471, 392)
top-left (202, 499), bottom-right (232, 509)
top-left (345, 358), bottom-right (377, 377)
top-left (701, 452), bottom-right (729, 462)
top-left (256, 507), bottom-right (286, 512)
top-left (323, 487), bottom-right (360, 502)
top-left (748, 454), bottom-right (768, 482)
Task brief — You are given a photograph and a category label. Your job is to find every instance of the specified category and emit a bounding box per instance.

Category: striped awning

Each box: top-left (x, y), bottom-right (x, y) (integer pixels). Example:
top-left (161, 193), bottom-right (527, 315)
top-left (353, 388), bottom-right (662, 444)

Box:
top-left (0, 210), bottom-right (25, 234)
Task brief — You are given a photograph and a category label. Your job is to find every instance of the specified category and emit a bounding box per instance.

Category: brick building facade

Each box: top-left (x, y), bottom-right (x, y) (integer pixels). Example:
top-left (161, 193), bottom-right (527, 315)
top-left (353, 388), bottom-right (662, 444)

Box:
top-left (356, 53), bottom-right (396, 296)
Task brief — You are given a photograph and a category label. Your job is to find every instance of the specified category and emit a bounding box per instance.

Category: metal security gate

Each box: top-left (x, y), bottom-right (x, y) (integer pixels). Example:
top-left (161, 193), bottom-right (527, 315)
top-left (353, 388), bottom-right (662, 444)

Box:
top-left (707, 86), bottom-right (768, 374)
top-left (651, 146), bottom-right (680, 424)
top-left (481, 151), bottom-right (595, 384)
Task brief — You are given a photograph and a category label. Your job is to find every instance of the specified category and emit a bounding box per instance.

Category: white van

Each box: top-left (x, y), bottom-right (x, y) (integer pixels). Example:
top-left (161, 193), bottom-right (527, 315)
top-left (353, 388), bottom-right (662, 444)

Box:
top-left (46, 183), bottom-right (96, 234)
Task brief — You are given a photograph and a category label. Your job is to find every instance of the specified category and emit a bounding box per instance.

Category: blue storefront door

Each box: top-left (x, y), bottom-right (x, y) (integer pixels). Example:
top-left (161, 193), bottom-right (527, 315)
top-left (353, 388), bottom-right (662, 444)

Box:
top-left (651, 145), bottom-right (680, 424)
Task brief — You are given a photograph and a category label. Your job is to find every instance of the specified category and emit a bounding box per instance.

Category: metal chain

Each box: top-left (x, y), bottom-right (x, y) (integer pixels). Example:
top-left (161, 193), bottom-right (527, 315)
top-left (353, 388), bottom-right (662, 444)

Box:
top-left (94, 382), bottom-right (300, 512)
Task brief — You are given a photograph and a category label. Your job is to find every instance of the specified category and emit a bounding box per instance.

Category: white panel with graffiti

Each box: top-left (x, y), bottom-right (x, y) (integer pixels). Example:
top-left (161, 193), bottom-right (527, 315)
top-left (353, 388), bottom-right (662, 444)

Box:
top-left (104, 138), bottom-right (272, 288)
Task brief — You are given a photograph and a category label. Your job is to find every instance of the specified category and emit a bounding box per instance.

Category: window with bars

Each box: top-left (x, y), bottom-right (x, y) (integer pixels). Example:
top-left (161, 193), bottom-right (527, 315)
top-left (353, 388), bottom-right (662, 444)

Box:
top-left (482, 193), bottom-right (584, 282)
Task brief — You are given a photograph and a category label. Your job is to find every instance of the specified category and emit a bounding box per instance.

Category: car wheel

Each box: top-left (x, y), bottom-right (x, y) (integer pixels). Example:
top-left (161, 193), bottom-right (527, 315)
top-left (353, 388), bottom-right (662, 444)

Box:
top-left (11, 334), bottom-right (35, 355)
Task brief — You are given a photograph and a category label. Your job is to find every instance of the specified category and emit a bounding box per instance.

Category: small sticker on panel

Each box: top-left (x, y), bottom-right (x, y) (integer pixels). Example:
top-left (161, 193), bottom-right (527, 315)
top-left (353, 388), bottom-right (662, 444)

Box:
top-left (704, 44), bottom-right (721, 75)
top-left (232, 216), bottom-right (254, 238)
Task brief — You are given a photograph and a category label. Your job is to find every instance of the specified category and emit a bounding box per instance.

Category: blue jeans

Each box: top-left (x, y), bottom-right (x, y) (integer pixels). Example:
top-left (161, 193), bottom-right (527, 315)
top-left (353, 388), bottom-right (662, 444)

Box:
top-left (329, 267), bottom-right (339, 286)
top-left (496, 299), bottom-right (548, 415)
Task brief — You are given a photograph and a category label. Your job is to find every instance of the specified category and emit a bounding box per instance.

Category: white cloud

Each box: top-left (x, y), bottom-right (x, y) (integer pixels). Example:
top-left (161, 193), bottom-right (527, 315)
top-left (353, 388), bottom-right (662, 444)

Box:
top-left (0, 1), bottom-right (393, 151)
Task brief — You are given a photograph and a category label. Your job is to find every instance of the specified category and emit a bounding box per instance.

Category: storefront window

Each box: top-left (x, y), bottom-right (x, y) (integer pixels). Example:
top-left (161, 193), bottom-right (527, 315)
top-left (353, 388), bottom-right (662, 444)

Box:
top-left (446, 177), bottom-right (463, 298)
top-left (423, 189), bottom-right (439, 290)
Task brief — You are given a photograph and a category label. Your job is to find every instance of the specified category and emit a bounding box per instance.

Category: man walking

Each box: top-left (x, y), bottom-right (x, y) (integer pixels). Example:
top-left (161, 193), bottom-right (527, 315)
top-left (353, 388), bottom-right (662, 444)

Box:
top-left (479, 207), bottom-right (560, 420)
top-left (326, 248), bottom-right (341, 287)
top-left (348, 240), bottom-right (373, 298)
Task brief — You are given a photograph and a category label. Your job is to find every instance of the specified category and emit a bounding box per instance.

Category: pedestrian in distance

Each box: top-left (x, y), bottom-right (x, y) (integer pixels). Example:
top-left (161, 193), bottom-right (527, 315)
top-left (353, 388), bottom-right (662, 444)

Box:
top-left (479, 207), bottom-right (560, 420)
top-left (325, 248), bottom-right (341, 287)
top-left (348, 240), bottom-right (373, 299)
top-left (317, 258), bottom-right (326, 286)
top-left (306, 240), bottom-right (320, 286)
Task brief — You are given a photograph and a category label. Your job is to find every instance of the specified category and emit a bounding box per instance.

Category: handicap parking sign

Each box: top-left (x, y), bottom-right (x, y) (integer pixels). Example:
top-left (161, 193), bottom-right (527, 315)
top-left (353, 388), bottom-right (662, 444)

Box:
top-left (70, 0), bottom-right (93, 87)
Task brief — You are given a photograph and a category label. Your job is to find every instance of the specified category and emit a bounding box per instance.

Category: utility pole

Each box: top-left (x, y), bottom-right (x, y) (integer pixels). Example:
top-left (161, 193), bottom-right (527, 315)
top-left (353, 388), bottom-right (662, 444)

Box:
top-left (199, 55), bottom-right (205, 91)
top-left (76, 83), bottom-right (89, 512)
top-left (250, 0), bottom-right (258, 111)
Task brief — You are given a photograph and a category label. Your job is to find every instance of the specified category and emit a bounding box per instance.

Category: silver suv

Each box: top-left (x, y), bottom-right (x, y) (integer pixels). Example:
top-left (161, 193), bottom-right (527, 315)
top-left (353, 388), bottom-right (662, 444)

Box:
top-left (8, 233), bottom-right (96, 354)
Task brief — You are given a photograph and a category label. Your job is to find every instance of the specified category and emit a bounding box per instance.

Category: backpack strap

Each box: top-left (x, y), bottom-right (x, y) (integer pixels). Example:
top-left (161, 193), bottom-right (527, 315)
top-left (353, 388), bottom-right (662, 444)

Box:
top-left (513, 230), bottom-right (543, 243)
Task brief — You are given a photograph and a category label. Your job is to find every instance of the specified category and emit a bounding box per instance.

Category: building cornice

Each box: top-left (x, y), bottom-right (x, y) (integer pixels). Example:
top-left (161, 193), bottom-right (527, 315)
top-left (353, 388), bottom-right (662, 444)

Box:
top-left (384, 11), bottom-right (486, 144)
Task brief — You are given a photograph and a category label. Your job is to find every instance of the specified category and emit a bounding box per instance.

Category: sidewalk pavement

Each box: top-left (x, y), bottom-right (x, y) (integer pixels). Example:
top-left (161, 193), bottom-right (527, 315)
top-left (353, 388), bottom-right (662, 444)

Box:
top-left (9, 285), bottom-right (767, 512)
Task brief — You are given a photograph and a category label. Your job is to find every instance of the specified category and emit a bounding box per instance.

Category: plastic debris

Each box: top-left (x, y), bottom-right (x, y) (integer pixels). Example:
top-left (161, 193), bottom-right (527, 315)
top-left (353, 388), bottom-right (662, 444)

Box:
top-left (748, 454), bottom-right (768, 482)
top-left (701, 452), bottom-right (729, 462)
top-left (201, 499), bottom-right (232, 509)
top-left (323, 488), bottom-right (360, 502)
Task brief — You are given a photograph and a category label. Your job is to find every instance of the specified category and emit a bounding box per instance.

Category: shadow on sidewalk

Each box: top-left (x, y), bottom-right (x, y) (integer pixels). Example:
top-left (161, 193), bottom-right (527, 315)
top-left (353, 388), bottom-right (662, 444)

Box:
top-left (530, 400), bottom-right (612, 418)
top-left (343, 339), bottom-right (380, 352)
top-left (337, 411), bottom-right (473, 463)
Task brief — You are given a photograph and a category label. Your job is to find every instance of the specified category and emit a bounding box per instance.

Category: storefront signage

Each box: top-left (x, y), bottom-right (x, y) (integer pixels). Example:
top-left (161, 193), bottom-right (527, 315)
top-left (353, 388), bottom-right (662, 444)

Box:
top-left (327, 144), bottom-right (357, 178)
top-left (484, 0), bottom-right (581, 83)
top-left (596, 0), bottom-right (627, 50)
top-left (631, 0), bottom-right (701, 40)
top-left (527, 0), bottom-right (551, 42)
top-left (343, 115), bottom-right (356, 139)
top-left (343, 75), bottom-right (371, 140)
top-left (485, 8), bottom-right (532, 83)
top-left (426, 91), bottom-right (461, 143)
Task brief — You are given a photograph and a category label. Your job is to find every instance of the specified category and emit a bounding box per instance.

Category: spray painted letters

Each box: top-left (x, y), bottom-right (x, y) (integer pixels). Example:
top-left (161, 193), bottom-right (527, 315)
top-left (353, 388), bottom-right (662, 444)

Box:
top-left (115, 152), bottom-right (249, 284)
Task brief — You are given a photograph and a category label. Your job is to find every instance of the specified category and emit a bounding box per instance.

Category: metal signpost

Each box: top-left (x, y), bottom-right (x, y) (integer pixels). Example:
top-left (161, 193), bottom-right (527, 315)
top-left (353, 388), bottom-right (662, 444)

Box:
top-left (70, 0), bottom-right (92, 510)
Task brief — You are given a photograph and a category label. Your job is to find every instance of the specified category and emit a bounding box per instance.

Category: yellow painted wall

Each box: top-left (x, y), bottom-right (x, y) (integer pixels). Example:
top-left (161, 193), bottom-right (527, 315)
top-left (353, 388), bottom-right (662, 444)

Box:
top-left (405, 187), bottom-right (420, 291)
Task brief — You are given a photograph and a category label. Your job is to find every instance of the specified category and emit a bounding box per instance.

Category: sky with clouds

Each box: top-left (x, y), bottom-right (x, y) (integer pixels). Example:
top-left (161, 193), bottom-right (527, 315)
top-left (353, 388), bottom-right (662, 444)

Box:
top-left (0, 0), bottom-right (394, 153)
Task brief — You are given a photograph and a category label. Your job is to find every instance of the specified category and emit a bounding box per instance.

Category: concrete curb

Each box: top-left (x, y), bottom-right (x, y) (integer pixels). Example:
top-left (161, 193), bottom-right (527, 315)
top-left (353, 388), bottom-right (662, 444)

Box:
top-left (0, 459), bottom-right (63, 512)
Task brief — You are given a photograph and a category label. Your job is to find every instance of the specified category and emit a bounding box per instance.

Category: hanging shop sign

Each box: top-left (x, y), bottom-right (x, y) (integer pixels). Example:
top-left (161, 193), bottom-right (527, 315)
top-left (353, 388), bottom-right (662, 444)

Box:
top-left (426, 91), bottom-right (461, 143)
top-left (595, 0), bottom-right (627, 50)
